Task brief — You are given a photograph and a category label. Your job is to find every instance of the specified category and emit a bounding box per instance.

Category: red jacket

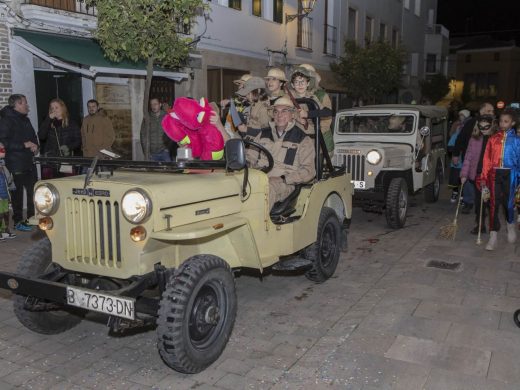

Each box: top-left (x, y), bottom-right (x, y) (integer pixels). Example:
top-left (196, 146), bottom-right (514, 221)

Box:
top-left (481, 129), bottom-right (520, 188)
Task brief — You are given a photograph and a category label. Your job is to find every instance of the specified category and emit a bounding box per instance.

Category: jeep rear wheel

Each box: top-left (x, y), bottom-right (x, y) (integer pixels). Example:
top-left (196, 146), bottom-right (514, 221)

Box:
top-left (303, 207), bottom-right (341, 283)
top-left (157, 255), bottom-right (237, 374)
top-left (424, 160), bottom-right (442, 203)
top-left (385, 177), bottom-right (408, 229)
top-left (13, 238), bottom-right (82, 335)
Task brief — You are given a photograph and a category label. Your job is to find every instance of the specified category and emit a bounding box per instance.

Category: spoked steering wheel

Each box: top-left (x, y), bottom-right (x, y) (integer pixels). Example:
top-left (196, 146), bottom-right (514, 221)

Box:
top-left (243, 139), bottom-right (274, 173)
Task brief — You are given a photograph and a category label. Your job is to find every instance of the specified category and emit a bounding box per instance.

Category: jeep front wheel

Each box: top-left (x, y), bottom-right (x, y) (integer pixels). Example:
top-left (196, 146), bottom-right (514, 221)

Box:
top-left (157, 255), bottom-right (237, 374)
top-left (385, 177), bottom-right (408, 229)
top-left (13, 238), bottom-right (82, 335)
top-left (303, 207), bottom-right (341, 283)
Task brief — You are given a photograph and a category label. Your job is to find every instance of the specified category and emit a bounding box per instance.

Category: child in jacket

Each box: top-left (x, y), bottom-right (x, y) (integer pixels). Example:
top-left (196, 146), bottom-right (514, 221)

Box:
top-left (0, 142), bottom-right (16, 241)
top-left (480, 109), bottom-right (520, 250)
top-left (460, 115), bottom-right (496, 235)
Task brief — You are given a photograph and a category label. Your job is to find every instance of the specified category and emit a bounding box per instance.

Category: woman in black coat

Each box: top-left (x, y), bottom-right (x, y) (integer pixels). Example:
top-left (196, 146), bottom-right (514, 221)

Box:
top-left (38, 98), bottom-right (81, 178)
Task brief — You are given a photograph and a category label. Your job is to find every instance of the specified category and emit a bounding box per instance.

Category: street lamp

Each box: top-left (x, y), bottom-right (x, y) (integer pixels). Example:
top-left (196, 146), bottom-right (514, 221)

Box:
top-left (286, 0), bottom-right (317, 23)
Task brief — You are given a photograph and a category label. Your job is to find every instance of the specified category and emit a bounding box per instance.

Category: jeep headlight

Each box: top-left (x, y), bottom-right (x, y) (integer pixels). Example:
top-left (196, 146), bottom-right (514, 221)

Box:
top-left (122, 189), bottom-right (152, 224)
top-left (366, 150), bottom-right (382, 165)
top-left (34, 184), bottom-right (59, 215)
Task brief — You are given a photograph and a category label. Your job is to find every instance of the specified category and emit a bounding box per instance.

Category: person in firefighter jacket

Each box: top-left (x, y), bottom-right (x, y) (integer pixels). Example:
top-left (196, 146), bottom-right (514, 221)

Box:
top-left (238, 96), bottom-right (316, 209)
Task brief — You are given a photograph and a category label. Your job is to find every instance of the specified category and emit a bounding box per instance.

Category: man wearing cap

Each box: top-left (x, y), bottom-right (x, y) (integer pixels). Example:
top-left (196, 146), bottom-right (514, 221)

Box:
top-left (264, 68), bottom-right (287, 106)
top-left (289, 66), bottom-right (335, 153)
top-left (240, 96), bottom-right (316, 209)
top-left (235, 76), bottom-right (270, 131)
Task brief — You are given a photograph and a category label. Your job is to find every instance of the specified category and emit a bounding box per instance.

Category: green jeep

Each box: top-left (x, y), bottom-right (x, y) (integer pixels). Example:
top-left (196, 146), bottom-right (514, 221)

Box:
top-left (333, 105), bottom-right (447, 228)
top-left (0, 105), bottom-right (352, 374)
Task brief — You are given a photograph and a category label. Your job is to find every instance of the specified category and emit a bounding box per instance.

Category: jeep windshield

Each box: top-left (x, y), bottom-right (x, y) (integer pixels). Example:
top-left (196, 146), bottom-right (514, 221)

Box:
top-left (337, 114), bottom-right (415, 134)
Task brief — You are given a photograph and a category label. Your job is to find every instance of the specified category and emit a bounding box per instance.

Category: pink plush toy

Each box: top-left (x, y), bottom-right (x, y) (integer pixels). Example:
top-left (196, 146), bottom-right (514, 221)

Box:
top-left (161, 97), bottom-right (224, 160)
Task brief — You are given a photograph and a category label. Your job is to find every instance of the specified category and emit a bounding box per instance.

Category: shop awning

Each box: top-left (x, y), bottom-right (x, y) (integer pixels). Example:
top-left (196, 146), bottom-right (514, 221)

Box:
top-left (12, 29), bottom-right (188, 81)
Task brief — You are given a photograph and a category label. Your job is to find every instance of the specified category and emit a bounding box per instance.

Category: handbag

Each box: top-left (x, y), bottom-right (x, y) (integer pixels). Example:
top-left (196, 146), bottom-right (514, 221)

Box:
top-left (54, 124), bottom-right (74, 174)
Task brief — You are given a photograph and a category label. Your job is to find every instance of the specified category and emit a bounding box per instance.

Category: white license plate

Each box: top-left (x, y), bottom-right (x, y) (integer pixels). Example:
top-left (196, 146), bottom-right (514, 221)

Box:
top-left (66, 286), bottom-right (135, 320)
top-left (352, 180), bottom-right (366, 189)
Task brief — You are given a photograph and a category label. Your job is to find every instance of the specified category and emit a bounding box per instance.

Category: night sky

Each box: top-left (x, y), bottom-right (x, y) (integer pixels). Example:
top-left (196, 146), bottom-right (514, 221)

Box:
top-left (437, 0), bottom-right (520, 43)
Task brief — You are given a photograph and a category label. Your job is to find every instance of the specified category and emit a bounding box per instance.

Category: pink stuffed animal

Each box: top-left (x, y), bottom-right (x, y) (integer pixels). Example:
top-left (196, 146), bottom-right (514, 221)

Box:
top-left (162, 97), bottom-right (224, 160)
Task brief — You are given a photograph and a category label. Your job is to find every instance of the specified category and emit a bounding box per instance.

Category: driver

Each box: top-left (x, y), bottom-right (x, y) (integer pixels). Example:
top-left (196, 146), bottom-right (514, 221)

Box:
top-left (388, 115), bottom-right (407, 131)
top-left (240, 96), bottom-right (316, 209)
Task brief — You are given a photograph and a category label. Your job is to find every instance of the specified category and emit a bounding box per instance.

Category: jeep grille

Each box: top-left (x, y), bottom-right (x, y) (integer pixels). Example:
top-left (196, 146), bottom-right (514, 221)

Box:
top-left (64, 197), bottom-right (122, 267)
top-left (335, 153), bottom-right (366, 181)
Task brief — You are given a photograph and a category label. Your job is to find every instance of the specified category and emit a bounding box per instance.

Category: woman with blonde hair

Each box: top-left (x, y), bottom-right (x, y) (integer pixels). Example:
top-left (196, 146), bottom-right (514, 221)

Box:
top-left (38, 98), bottom-right (81, 177)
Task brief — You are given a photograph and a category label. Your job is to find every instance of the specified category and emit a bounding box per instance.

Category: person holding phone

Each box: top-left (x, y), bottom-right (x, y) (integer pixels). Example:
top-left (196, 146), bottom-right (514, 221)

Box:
top-left (38, 98), bottom-right (81, 178)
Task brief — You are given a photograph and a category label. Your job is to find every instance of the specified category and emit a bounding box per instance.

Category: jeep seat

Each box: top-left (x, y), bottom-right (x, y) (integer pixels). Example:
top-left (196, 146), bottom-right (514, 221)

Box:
top-left (270, 184), bottom-right (303, 219)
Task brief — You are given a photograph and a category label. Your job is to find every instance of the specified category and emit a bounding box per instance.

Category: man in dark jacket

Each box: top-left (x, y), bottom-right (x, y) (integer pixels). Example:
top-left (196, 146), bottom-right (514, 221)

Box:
top-left (0, 94), bottom-right (39, 232)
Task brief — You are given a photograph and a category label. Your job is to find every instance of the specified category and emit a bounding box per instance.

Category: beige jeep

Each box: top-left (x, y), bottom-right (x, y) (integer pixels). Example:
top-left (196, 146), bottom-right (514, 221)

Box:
top-left (333, 105), bottom-right (447, 228)
top-left (0, 117), bottom-right (352, 374)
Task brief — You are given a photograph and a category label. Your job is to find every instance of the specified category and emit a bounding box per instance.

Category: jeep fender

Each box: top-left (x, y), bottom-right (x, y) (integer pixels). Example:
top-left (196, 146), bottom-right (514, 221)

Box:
top-left (293, 175), bottom-right (351, 250)
top-left (149, 215), bottom-right (262, 271)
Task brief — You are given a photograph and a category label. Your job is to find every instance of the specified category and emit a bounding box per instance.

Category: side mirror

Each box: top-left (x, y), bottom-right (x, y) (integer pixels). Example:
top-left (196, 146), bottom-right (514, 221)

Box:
top-left (419, 126), bottom-right (430, 137)
top-left (225, 139), bottom-right (247, 171)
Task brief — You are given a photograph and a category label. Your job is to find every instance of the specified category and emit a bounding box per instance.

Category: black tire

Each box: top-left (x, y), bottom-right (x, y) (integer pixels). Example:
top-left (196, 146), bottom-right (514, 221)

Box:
top-left (514, 309), bottom-right (520, 328)
top-left (340, 228), bottom-right (348, 253)
top-left (13, 238), bottom-right (82, 335)
top-left (157, 255), bottom-right (237, 374)
top-left (424, 160), bottom-right (441, 203)
top-left (385, 177), bottom-right (408, 229)
top-left (303, 207), bottom-right (341, 283)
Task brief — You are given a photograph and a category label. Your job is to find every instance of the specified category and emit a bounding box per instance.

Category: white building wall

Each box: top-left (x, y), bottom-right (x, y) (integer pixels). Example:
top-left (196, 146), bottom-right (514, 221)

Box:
top-left (194, 0), bottom-right (445, 102)
top-left (8, 41), bottom-right (38, 129)
top-left (195, 0), bottom-right (340, 70)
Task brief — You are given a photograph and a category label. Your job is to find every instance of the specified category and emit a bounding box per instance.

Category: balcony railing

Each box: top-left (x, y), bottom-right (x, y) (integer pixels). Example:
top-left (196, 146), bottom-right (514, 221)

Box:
top-left (426, 24), bottom-right (449, 38)
top-left (324, 24), bottom-right (337, 56)
top-left (297, 16), bottom-right (313, 50)
top-left (22, 0), bottom-right (96, 16)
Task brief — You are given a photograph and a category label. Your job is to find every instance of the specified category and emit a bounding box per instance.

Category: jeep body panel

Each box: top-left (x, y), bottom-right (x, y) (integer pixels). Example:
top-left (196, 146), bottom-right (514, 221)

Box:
top-left (36, 168), bottom-right (351, 279)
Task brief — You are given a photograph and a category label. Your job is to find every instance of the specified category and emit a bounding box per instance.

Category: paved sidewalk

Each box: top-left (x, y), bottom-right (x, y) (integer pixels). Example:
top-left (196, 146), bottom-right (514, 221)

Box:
top-left (1, 191), bottom-right (520, 389)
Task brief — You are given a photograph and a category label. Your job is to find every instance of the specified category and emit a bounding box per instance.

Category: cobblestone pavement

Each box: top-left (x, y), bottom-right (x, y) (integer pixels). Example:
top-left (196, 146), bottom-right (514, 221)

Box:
top-left (1, 189), bottom-right (520, 389)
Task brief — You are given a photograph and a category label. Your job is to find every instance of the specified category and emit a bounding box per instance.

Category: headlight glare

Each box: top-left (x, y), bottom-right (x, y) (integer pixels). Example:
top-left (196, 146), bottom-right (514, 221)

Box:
top-left (34, 184), bottom-right (59, 215)
top-left (366, 150), bottom-right (382, 165)
top-left (122, 189), bottom-right (152, 224)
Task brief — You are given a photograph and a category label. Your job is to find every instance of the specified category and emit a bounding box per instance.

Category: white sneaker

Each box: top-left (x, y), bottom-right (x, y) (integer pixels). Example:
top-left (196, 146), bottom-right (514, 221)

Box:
top-left (486, 231), bottom-right (498, 251)
top-left (507, 223), bottom-right (517, 244)
top-left (1, 232), bottom-right (16, 239)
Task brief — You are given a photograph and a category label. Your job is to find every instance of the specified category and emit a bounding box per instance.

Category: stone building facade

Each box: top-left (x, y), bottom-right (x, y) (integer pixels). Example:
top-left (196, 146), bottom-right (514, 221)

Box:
top-left (0, 19), bottom-right (12, 106)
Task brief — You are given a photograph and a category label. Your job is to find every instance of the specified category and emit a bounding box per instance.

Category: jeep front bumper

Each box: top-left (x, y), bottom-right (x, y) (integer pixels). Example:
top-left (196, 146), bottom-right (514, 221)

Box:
top-left (0, 270), bottom-right (158, 320)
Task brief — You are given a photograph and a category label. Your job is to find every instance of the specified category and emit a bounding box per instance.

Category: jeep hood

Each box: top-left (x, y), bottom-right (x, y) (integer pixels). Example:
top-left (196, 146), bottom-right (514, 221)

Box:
top-left (58, 170), bottom-right (241, 205)
top-left (336, 142), bottom-right (413, 154)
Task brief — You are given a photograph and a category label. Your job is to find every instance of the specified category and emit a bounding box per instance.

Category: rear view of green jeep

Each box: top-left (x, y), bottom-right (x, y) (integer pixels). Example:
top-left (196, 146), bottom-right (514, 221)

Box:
top-left (0, 117), bottom-right (352, 373)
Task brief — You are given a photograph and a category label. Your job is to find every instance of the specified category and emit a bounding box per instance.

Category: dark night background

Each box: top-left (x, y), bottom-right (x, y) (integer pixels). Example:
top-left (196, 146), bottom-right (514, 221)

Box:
top-left (437, 0), bottom-right (520, 43)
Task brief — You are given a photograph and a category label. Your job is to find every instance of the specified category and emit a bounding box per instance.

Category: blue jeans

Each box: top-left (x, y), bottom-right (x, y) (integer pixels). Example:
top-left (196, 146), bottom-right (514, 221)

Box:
top-left (462, 180), bottom-right (475, 206)
top-left (151, 150), bottom-right (172, 162)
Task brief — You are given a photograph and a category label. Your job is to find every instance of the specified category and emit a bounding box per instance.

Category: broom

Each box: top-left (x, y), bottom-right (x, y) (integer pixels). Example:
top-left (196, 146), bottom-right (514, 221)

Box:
top-left (476, 190), bottom-right (485, 245)
top-left (440, 184), bottom-right (463, 240)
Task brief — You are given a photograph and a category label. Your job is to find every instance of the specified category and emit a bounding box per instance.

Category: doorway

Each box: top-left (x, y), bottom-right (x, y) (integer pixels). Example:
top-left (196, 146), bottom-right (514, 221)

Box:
top-left (34, 70), bottom-right (83, 127)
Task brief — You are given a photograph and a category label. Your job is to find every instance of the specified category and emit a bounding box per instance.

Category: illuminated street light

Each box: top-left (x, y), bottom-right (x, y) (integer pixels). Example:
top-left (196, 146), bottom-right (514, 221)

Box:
top-left (286, 0), bottom-right (317, 23)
